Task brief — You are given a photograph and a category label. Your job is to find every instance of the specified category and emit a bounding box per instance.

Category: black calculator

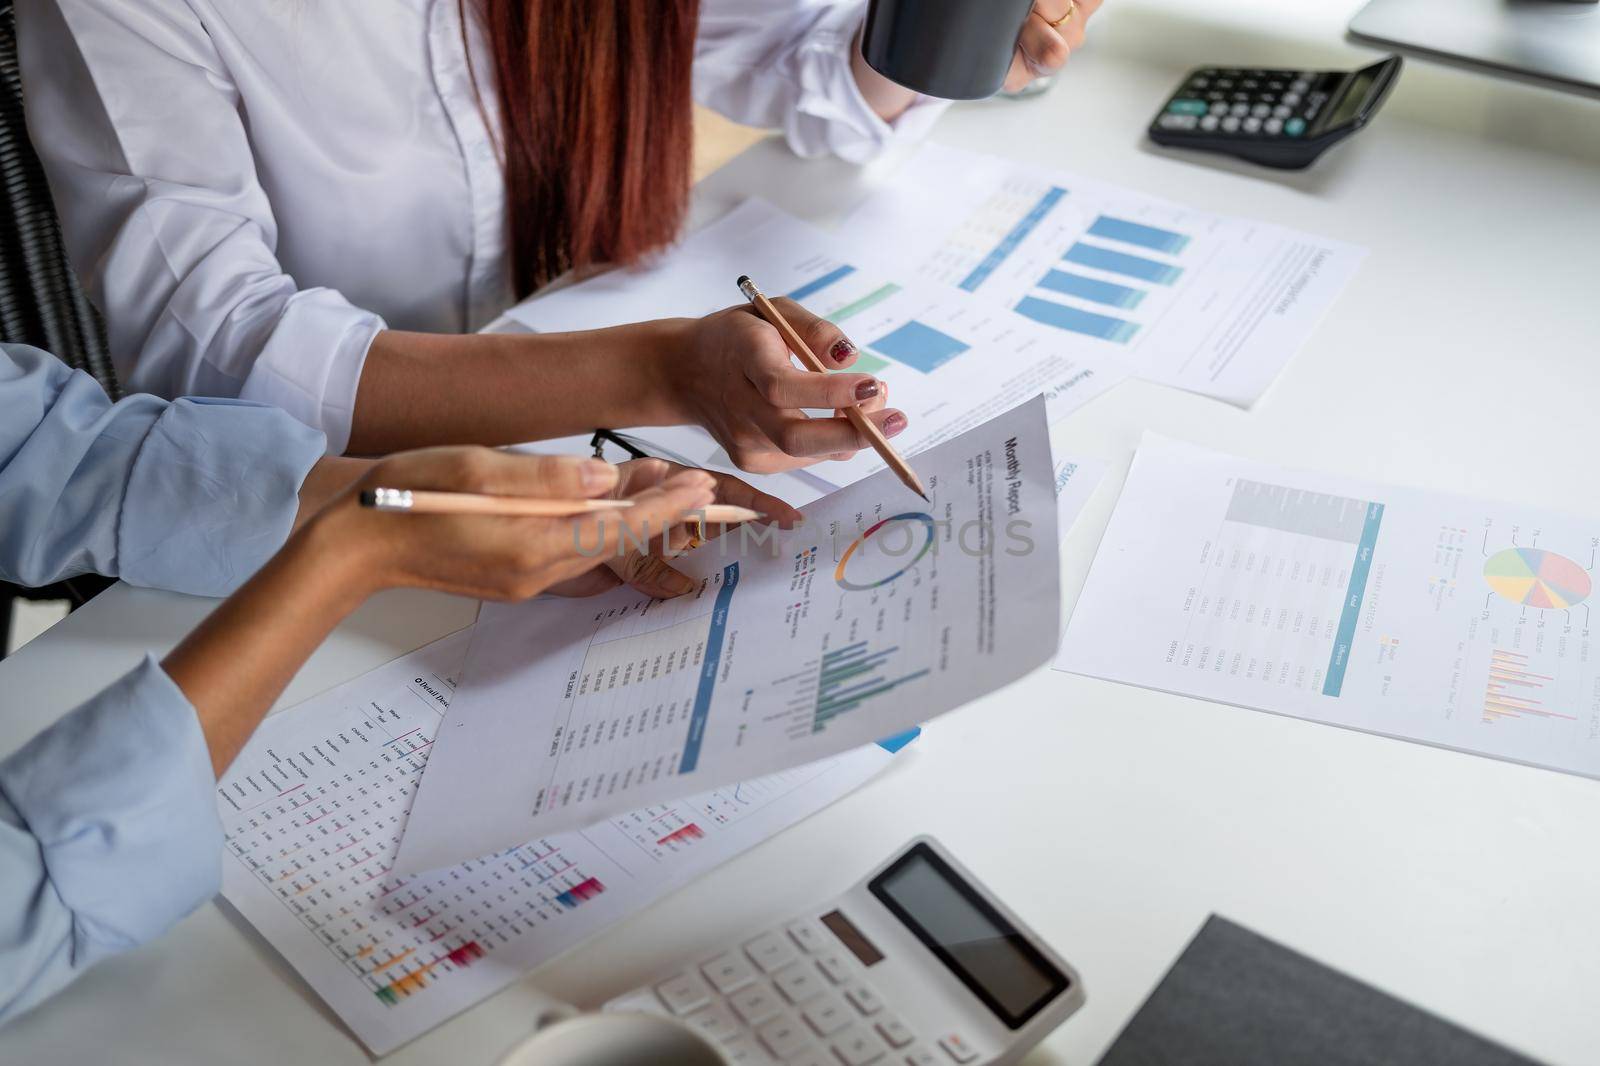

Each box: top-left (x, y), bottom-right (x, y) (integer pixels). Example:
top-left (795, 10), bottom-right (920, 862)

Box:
top-left (1148, 56), bottom-right (1402, 169)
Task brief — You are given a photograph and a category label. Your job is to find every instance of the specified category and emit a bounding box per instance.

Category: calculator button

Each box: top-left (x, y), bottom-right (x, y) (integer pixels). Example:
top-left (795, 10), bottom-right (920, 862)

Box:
top-left (1264, 118), bottom-right (1283, 135)
top-left (1272, 104), bottom-right (1291, 119)
top-left (832, 1024), bottom-right (888, 1066)
top-left (1199, 115), bottom-right (1219, 132)
top-left (654, 971), bottom-right (713, 1015)
top-left (1242, 116), bottom-right (1262, 133)
top-left (683, 1002), bottom-right (742, 1042)
top-left (938, 1033), bottom-right (979, 1063)
top-left (1157, 114), bottom-right (1197, 131)
top-left (774, 962), bottom-right (825, 1004)
top-left (787, 920), bottom-right (826, 954)
top-left (1165, 98), bottom-right (1207, 116)
top-left (1208, 101), bottom-right (1226, 114)
top-left (720, 1035), bottom-right (762, 1064)
top-left (1228, 102), bottom-right (1248, 116)
top-left (758, 1013), bottom-right (813, 1058)
top-left (1285, 117), bottom-right (1307, 137)
top-left (1290, 78), bottom-right (1311, 93)
top-left (816, 951), bottom-right (852, 984)
top-left (788, 1051), bottom-right (834, 1066)
top-left (731, 981), bottom-right (784, 1027)
top-left (1250, 103), bottom-right (1269, 118)
top-left (875, 1015), bottom-right (915, 1048)
top-left (703, 951), bottom-right (758, 994)
top-left (1214, 77), bottom-right (1234, 89)
top-left (1221, 116), bottom-right (1241, 133)
top-left (904, 1051), bottom-right (940, 1066)
top-left (746, 931), bottom-right (801, 974)
top-left (844, 982), bottom-right (883, 1016)
top-left (1282, 91), bottom-right (1301, 107)
top-left (802, 994), bottom-right (852, 1036)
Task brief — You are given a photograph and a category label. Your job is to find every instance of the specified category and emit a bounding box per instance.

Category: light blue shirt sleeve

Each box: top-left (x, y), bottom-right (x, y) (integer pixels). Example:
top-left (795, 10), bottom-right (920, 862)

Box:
top-left (0, 342), bottom-right (326, 596)
top-left (0, 656), bottom-right (219, 1024)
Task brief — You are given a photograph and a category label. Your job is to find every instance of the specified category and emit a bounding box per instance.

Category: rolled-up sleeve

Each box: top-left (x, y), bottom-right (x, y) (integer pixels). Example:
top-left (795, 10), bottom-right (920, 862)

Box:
top-left (0, 657), bottom-right (219, 1024)
top-left (0, 343), bottom-right (324, 596)
top-left (15, 0), bottom-right (384, 452)
top-left (694, 0), bottom-right (948, 163)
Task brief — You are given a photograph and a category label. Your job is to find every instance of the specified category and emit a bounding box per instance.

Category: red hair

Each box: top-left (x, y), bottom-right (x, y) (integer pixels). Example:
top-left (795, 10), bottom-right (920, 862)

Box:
top-left (470, 0), bottom-right (700, 296)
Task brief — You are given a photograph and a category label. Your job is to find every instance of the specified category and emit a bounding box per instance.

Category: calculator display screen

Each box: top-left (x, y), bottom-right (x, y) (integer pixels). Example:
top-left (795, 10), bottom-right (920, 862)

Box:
top-left (870, 844), bottom-right (1068, 1029)
top-left (1328, 69), bottom-right (1378, 128)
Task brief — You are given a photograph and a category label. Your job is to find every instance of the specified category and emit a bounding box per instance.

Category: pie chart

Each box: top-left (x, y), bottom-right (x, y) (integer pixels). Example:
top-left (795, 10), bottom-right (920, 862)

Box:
top-left (835, 513), bottom-right (936, 592)
top-left (1483, 548), bottom-right (1591, 610)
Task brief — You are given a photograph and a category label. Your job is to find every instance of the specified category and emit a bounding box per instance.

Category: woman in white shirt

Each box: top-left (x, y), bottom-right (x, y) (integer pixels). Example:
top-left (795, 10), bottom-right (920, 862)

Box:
top-left (17, 0), bottom-right (1094, 465)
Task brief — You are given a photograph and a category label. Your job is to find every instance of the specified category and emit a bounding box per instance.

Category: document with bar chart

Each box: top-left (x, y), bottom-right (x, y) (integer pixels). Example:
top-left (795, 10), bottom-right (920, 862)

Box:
top-left (846, 144), bottom-right (1365, 405)
top-left (217, 631), bottom-right (907, 1054)
top-left (506, 199), bottom-right (1129, 489)
top-left (398, 398), bottom-right (1060, 872)
top-left (1059, 435), bottom-right (1600, 778)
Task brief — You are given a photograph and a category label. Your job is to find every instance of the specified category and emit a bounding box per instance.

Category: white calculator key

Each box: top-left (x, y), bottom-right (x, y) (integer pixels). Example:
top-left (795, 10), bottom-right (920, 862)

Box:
top-left (720, 1035), bottom-right (765, 1064)
top-left (832, 1023), bottom-right (888, 1065)
top-left (787, 1050), bottom-right (834, 1066)
top-left (773, 962), bottom-right (825, 1005)
top-left (745, 931), bottom-right (800, 973)
top-left (730, 982), bottom-right (784, 1027)
top-left (654, 971), bottom-right (712, 1015)
top-left (682, 1001), bottom-right (742, 1042)
top-left (757, 1013), bottom-right (812, 1059)
top-left (703, 951), bottom-right (758, 994)
top-left (938, 1032), bottom-right (979, 1063)
top-left (802, 993), bottom-right (852, 1036)
top-left (607, 990), bottom-right (670, 1016)
top-left (786, 920), bottom-right (827, 954)
top-left (903, 1049), bottom-right (940, 1066)
top-left (1199, 114), bottom-right (1219, 131)
top-left (875, 1015), bottom-right (915, 1048)
top-left (815, 951), bottom-right (852, 985)
top-left (844, 982), bottom-right (883, 1016)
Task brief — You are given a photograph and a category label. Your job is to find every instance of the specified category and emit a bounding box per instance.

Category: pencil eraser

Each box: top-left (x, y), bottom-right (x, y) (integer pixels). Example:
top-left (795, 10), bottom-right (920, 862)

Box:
top-left (359, 490), bottom-right (378, 507)
top-left (736, 275), bottom-right (757, 301)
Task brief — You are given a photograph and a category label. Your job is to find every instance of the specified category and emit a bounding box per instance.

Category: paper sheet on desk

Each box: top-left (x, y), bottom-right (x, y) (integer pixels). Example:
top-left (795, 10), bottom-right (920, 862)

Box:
top-left (397, 398), bottom-right (1061, 872)
top-left (502, 198), bottom-right (1129, 489)
top-left (1058, 434), bottom-right (1600, 779)
top-left (216, 630), bottom-right (904, 1055)
top-left (845, 143), bottom-right (1366, 406)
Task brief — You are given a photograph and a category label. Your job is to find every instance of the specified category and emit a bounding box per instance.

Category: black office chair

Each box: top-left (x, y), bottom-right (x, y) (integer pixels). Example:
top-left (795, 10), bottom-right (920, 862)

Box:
top-left (0, 0), bottom-right (119, 657)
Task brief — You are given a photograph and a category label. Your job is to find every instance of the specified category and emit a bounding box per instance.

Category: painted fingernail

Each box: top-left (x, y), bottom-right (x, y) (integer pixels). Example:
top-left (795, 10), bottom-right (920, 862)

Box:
top-left (830, 339), bottom-right (858, 362)
top-left (581, 460), bottom-right (617, 492)
top-left (665, 568), bottom-right (696, 595)
top-left (854, 379), bottom-right (880, 401)
top-left (884, 412), bottom-right (907, 436)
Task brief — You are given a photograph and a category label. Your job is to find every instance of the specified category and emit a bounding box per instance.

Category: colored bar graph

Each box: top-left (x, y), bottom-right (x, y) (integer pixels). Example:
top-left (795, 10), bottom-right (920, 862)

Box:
top-left (1014, 297), bottom-right (1139, 344)
top-left (813, 642), bottom-right (929, 731)
top-left (1064, 242), bottom-right (1183, 285)
top-left (554, 876), bottom-right (606, 908)
top-left (1482, 650), bottom-right (1576, 723)
top-left (826, 283), bottom-right (901, 322)
top-left (1087, 215), bottom-right (1191, 255)
top-left (786, 265), bottom-right (856, 302)
top-left (679, 564), bottom-right (740, 773)
top-left (869, 320), bottom-right (970, 373)
top-left (959, 186), bottom-right (1067, 292)
top-left (373, 940), bottom-right (485, 1005)
top-left (1037, 269), bottom-right (1146, 309)
top-left (657, 823), bottom-right (705, 846)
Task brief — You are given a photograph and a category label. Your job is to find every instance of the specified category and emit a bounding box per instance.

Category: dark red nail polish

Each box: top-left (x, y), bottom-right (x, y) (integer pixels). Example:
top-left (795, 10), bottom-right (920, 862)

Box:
top-left (854, 379), bottom-right (880, 401)
top-left (830, 339), bottom-right (858, 362)
top-left (884, 412), bottom-right (907, 436)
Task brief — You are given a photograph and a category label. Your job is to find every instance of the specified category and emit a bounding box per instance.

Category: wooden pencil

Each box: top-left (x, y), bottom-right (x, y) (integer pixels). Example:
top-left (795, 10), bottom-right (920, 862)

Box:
top-left (360, 488), bottom-right (762, 524)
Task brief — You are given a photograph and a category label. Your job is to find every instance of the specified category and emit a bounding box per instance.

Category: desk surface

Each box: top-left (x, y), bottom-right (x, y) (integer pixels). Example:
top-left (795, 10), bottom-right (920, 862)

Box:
top-left (4, 4), bottom-right (1599, 1064)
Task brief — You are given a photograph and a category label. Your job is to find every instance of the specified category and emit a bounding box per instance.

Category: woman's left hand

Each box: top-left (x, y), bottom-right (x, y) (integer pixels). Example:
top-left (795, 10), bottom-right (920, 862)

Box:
top-left (546, 458), bottom-right (804, 600)
top-left (1004, 0), bottom-right (1104, 93)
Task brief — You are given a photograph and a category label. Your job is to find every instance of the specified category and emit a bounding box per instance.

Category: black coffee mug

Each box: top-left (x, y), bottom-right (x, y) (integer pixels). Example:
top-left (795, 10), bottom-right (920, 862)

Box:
top-left (861, 0), bottom-right (1037, 100)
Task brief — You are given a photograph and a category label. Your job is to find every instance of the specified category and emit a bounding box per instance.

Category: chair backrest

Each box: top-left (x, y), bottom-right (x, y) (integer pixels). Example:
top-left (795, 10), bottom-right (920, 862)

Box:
top-left (0, 0), bottom-right (119, 397)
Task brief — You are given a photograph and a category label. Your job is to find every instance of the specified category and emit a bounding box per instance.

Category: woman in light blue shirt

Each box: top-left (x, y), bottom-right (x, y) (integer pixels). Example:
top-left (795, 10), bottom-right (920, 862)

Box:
top-left (0, 342), bottom-right (793, 1024)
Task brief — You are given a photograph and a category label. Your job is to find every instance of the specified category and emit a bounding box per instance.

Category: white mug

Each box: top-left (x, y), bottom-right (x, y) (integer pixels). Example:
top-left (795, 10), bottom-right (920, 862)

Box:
top-left (496, 1007), bottom-right (724, 1066)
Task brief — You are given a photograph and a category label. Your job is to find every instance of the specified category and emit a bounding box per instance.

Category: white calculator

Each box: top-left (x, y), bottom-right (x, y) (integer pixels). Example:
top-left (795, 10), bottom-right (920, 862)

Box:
top-left (604, 837), bottom-right (1085, 1066)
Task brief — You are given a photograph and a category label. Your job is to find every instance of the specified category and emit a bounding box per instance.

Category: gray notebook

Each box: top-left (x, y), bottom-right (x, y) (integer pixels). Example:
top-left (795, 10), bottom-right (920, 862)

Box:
top-left (1096, 916), bottom-right (1543, 1066)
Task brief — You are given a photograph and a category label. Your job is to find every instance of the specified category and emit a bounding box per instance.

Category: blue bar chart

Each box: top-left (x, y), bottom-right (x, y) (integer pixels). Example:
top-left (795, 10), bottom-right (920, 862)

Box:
top-left (1037, 269), bottom-right (1146, 309)
top-left (1015, 297), bottom-right (1141, 344)
top-left (1064, 243), bottom-right (1185, 285)
top-left (813, 641), bottom-right (930, 732)
top-left (786, 264), bottom-right (856, 302)
top-left (868, 320), bottom-right (971, 373)
top-left (1087, 215), bottom-right (1191, 255)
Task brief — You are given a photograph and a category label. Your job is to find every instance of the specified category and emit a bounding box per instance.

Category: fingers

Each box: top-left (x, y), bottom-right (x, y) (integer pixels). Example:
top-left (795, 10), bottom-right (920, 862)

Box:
top-left (747, 358), bottom-right (882, 411)
top-left (753, 407), bottom-right (908, 461)
top-left (372, 446), bottom-right (618, 498)
top-left (614, 553), bottom-right (699, 598)
top-left (553, 470), bottom-right (716, 585)
top-left (766, 297), bottom-right (861, 369)
top-left (1017, 14), bottom-right (1073, 78)
top-left (705, 470), bottom-right (804, 529)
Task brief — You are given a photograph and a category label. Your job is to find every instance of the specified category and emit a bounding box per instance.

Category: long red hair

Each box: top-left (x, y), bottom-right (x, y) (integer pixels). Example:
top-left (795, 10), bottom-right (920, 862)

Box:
top-left (470, 0), bottom-right (700, 297)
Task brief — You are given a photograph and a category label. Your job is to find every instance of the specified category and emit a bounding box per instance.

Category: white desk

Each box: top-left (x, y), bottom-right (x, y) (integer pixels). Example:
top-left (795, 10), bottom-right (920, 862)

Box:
top-left (3, 3), bottom-right (1598, 1063)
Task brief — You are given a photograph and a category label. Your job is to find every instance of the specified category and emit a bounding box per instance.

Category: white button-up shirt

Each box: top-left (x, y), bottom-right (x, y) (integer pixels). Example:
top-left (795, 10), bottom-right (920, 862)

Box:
top-left (18, 0), bottom-right (944, 452)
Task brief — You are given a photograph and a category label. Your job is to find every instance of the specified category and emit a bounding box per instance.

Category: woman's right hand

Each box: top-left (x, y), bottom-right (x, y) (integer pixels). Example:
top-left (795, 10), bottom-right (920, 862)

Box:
top-left (303, 446), bottom-right (717, 603)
